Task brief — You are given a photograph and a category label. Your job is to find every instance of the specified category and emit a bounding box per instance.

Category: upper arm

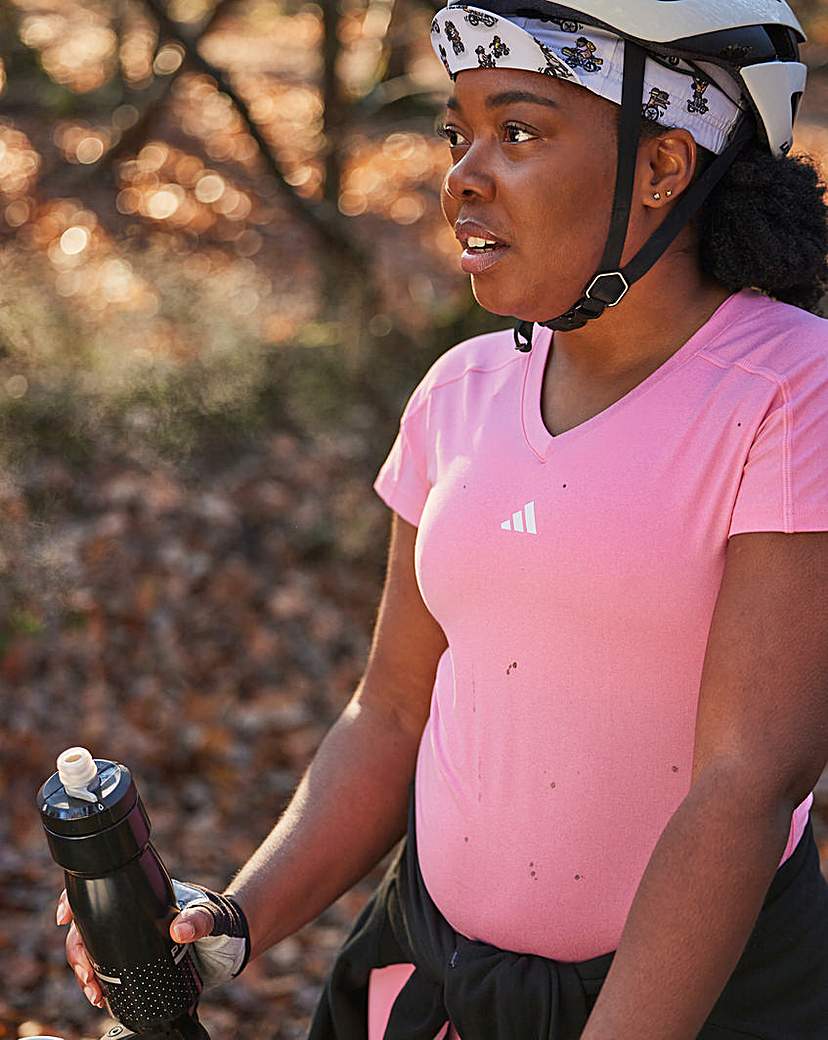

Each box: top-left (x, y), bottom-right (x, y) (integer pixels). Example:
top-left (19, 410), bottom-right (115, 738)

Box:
top-left (357, 510), bottom-right (448, 737)
top-left (691, 530), bottom-right (828, 811)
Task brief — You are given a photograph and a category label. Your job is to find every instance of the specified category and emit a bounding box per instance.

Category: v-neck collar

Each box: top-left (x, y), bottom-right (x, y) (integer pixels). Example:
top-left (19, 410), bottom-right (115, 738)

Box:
top-left (520, 290), bottom-right (751, 460)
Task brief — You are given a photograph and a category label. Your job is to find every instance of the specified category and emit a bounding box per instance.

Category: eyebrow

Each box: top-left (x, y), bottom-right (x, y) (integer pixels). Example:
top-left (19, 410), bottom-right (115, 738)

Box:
top-left (445, 90), bottom-right (559, 112)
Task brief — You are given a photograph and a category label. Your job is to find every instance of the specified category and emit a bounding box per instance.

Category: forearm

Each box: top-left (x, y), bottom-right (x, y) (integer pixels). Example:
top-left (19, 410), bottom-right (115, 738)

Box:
top-left (223, 694), bottom-right (421, 960)
top-left (582, 776), bottom-right (794, 1040)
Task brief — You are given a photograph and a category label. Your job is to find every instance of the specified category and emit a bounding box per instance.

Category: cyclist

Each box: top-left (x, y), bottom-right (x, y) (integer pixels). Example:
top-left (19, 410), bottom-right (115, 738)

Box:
top-left (59, 0), bottom-right (828, 1036)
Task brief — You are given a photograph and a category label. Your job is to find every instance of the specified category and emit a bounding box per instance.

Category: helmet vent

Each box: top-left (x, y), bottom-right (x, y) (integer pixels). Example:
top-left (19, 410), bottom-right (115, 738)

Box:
top-left (765, 25), bottom-right (799, 62)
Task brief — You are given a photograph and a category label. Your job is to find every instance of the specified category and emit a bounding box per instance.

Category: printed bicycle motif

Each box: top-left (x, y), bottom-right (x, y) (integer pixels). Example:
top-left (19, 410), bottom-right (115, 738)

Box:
top-left (445, 20), bottom-right (465, 55)
top-left (642, 87), bottom-right (671, 121)
top-left (535, 40), bottom-right (575, 79)
top-left (475, 35), bottom-right (510, 67)
top-left (687, 75), bottom-right (711, 115)
top-left (531, 12), bottom-right (582, 32)
top-left (555, 17), bottom-right (581, 32)
top-left (561, 37), bottom-right (604, 73)
top-left (463, 8), bottom-right (498, 28)
top-left (475, 45), bottom-right (495, 68)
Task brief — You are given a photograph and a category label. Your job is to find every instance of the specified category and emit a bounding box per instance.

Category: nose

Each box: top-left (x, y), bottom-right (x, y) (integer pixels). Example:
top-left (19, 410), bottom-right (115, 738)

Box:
top-left (443, 142), bottom-right (495, 203)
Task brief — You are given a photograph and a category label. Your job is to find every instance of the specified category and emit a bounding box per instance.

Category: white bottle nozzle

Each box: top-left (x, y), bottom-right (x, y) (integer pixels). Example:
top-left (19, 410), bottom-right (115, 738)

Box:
top-left (57, 747), bottom-right (99, 792)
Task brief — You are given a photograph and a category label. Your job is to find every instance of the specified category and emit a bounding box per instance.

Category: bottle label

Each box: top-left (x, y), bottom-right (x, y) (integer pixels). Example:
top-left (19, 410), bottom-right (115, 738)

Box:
top-left (91, 950), bottom-right (200, 1027)
top-left (95, 969), bottom-right (123, 984)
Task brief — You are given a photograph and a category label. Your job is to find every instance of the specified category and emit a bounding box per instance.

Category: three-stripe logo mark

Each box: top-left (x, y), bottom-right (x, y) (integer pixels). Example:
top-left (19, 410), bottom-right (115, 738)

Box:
top-left (501, 500), bottom-right (537, 534)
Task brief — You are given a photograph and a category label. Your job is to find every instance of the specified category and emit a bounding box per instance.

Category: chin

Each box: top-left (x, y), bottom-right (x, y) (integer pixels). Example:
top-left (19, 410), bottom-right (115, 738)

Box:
top-left (471, 279), bottom-right (573, 323)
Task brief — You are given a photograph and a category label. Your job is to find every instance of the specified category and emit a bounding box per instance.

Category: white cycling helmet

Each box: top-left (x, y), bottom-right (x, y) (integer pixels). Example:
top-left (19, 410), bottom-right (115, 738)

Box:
top-left (431, 0), bottom-right (808, 345)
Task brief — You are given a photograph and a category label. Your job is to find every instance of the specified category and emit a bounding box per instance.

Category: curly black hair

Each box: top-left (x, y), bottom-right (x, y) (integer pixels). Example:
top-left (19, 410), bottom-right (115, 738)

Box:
top-left (698, 140), bottom-right (828, 314)
top-left (637, 118), bottom-right (828, 314)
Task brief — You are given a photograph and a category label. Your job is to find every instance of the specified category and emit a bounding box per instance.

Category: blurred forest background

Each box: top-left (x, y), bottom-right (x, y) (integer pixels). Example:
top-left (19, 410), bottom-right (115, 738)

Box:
top-left (0, 0), bottom-right (827, 1036)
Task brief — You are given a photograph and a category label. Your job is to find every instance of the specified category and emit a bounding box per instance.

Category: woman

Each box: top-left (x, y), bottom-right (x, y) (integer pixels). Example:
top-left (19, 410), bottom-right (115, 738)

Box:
top-left (59, 1), bottom-right (828, 1037)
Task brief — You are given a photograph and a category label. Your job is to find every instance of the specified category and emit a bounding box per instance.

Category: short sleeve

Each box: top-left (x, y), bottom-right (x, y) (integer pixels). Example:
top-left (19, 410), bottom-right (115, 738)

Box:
top-left (728, 367), bottom-right (828, 538)
top-left (373, 415), bottom-right (432, 527)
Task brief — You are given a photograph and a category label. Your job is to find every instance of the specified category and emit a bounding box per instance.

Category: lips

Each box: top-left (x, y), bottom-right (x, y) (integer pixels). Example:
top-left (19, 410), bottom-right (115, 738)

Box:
top-left (455, 219), bottom-right (511, 275)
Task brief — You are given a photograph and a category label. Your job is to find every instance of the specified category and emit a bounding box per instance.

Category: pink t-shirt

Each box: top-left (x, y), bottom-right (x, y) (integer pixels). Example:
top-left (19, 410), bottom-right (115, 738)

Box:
top-left (369, 289), bottom-right (827, 1020)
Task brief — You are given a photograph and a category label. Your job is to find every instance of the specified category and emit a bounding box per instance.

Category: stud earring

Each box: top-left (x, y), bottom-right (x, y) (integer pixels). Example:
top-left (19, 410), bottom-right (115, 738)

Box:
top-left (666, 189), bottom-right (673, 197)
top-left (652, 192), bottom-right (662, 201)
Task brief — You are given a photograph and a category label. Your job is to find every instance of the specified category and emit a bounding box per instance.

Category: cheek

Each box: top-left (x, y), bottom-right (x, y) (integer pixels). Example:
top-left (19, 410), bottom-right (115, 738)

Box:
top-left (474, 183), bottom-right (610, 318)
top-left (521, 162), bottom-right (614, 272)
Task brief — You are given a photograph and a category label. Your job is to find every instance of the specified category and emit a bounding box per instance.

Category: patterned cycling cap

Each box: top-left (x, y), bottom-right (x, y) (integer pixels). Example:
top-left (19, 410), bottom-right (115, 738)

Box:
top-left (430, 4), bottom-right (747, 155)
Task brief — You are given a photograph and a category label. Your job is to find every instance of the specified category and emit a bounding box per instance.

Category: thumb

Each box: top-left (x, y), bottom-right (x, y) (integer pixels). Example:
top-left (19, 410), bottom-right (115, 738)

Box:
top-left (171, 907), bottom-right (214, 943)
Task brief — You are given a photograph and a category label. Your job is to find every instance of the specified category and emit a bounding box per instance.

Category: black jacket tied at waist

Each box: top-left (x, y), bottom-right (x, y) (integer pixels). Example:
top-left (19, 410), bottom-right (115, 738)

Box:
top-left (307, 782), bottom-right (615, 1040)
top-left (307, 781), bottom-right (826, 1040)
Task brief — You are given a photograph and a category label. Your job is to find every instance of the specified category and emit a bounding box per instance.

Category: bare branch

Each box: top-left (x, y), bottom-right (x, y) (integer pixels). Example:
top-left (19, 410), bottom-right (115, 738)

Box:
top-left (141, 0), bottom-right (369, 272)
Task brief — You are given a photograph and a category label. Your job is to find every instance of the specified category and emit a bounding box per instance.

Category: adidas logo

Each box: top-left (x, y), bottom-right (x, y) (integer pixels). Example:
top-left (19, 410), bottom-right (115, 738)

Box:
top-left (501, 500), bottom-right (537, 534)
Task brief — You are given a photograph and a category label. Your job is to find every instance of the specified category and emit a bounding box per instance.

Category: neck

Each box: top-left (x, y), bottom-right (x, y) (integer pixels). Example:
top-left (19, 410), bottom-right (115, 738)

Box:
top-left (549, 245), bottom-right (733, 384)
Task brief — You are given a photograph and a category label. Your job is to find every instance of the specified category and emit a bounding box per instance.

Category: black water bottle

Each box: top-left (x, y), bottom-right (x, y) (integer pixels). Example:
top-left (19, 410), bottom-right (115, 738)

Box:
top-left (37, 747), bottom-right (210, 1040)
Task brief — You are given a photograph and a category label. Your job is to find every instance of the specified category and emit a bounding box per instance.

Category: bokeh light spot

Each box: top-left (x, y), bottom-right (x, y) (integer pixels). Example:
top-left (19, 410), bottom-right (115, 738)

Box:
top-left (60, 226), bottom-right (90, 255)
top-left (116, 188), bottom-right (141, 215)
top-left (338, 191), bottom-right (367, 216)
top-left (170, 0), bottom-right (212, 21)
top-left (5, 200), bottom-right (30, 227)
top-left (284, 167), bottom-right (312, 187)
top-left (147, 189), bottom-right (180, 220)
top-left (55, 270), bottom-right (81, 297)
top-left (137, 143), bottom-right (169, 172)
top-left (113, 105), bottom-right (140, 130)
top-left (383, 133), bottom-right (417, 161)
top-left (76, 137), bottom-right (105, 164)
top-left (5, 375), bottom-right (28, 399)
top-left (390, 195), bottom-right (425, 224)
top-left (154, 44), bottom-right (185, 76)
top-left (195, 174), bottom-right (225, 203)
top-left (101, 259), bottom-right (135, 302)
top-left (368, 314), bottom-right (392, 336)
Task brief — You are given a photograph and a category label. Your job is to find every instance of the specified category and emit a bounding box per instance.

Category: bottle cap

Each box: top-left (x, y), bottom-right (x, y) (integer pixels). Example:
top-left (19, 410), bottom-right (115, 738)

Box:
top-left (57, 748), bottom-right (99, 796)
top-left (37, 753), bottom-right (149, 874)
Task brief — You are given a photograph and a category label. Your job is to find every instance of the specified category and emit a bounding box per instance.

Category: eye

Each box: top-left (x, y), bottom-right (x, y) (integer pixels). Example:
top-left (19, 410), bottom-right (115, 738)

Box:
top-left (436, 123), bottom-right (468, 148)
top-left (504, 123), bottom-right (536, 143)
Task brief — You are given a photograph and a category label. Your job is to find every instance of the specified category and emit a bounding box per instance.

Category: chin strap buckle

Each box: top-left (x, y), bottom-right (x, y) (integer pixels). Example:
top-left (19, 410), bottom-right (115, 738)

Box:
top-left (585, 271), bottom-right (630, 307)
top-left (514, 269), bottom-right (630, 346)
top-left (536, 269), bottom-right (630, 334)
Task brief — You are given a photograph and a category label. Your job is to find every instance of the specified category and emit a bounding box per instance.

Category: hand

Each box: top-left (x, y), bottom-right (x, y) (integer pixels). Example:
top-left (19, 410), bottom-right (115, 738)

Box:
top-left (168, 879), bottom-right (252, 989)
top-left (56, 881), bottom-right (251, 1008)
top-left (57, 889), bottom-right (105, 1008)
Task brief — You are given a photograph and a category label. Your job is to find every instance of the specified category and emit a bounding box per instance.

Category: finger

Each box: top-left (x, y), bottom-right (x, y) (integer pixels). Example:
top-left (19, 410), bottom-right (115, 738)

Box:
top-left (66, 929), bottom-right (105, 1007)
top-left (171, 907), bottom-right (214, 943)
top-left (65, 923), bottom-right (97, 987)
top-left (56, 890), bottom-right (73, 926)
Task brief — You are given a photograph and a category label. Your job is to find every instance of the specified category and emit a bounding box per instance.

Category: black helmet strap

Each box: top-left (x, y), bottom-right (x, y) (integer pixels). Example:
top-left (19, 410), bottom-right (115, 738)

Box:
top-left (513, 40), bottom-right (754, 353)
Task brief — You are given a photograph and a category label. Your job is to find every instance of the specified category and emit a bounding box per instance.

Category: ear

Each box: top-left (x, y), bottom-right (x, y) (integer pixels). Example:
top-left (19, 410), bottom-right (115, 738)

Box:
top-left (641, 127), bottom-right (697, 207)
